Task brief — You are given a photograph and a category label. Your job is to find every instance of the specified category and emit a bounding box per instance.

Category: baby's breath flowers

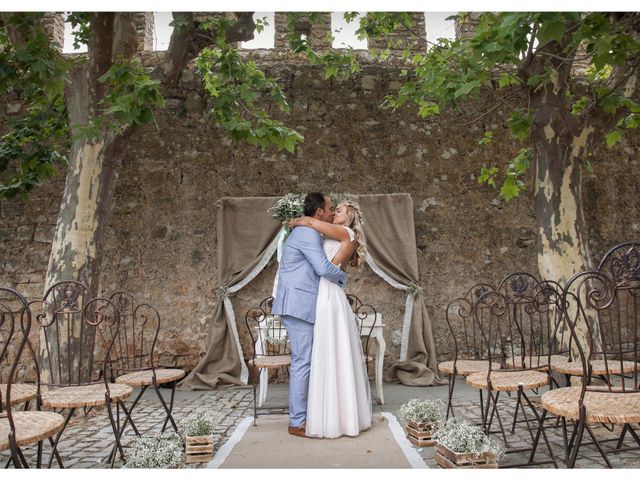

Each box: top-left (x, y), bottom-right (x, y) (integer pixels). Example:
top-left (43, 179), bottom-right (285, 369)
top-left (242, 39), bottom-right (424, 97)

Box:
top-left (179, 409), bottom-right (224, 437)
top-left (433, 417), bottom-right (505, 459)
top-left (124, 432), bottom-right (184, 468)
top-left (398, 398), bottom-right (445, 425)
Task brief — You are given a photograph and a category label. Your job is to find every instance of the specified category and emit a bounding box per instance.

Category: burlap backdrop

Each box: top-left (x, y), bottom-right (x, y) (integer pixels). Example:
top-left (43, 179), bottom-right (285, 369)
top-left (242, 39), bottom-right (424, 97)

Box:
top-left (179, 194), bottom-right (443, 390)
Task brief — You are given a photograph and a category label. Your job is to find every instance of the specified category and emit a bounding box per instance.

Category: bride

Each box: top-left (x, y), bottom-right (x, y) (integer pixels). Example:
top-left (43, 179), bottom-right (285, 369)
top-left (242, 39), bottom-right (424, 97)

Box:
top-left (289, 201), bottom-right (372, 438)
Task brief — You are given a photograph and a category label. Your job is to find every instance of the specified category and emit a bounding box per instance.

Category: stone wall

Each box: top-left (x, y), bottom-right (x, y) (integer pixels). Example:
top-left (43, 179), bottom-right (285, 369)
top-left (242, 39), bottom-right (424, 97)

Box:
top-left (1, 43), bottom-right (639, 379)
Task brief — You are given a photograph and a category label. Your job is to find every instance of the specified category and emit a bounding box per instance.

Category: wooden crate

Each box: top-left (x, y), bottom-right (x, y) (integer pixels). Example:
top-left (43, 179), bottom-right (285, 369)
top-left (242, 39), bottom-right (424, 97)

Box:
top-left (185, 435), bottom-right (214, 464)
top-left (405, 421), bottom-right (436, 447)
top-left (434, 442), bottom-right (498, 468)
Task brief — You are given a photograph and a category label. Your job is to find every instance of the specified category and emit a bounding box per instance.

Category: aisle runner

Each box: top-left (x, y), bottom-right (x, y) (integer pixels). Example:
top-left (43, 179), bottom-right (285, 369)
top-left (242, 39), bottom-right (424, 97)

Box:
top-left (208, 413), bottom-right (427, 468)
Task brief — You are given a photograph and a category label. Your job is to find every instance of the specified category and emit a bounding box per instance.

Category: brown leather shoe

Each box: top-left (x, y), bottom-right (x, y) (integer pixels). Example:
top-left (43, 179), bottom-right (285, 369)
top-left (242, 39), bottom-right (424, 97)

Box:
top-left (288, 423), bottom-right (307, 438)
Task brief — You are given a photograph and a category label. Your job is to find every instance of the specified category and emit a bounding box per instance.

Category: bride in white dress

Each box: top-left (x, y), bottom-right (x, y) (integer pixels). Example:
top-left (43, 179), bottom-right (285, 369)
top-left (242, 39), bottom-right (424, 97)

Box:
top-left (288, 201), bottom-right (372, 438)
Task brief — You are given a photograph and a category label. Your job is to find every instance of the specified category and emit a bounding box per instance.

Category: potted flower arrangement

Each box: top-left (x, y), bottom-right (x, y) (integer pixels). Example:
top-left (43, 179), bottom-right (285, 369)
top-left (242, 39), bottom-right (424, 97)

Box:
top-left (179, 409), bottom-right (224, 464)
top-left (124, 432), bottom-right (184, 468)
top-left (397, 398), bottom-right (444, 447)
top-left (432, 418), bottom-right (505, 468)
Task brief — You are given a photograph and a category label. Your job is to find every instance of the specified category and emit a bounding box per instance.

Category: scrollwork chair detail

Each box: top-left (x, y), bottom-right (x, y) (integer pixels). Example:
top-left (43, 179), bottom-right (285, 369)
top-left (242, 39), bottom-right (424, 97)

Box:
top-left (245, 296), bottom-right (291, 425)
top-left (532, 242), bottom-right (640, 468)
top-left (0, 287), bottom-right (64, 468)
top-left (31, 281), bottom-right (132, 468)
top-left (105, 292), bottom-right (186, 466)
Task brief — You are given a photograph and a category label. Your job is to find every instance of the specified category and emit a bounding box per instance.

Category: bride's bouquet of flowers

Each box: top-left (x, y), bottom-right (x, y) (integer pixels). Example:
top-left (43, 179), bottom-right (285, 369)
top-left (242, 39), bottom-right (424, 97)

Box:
top-left (268, 193), bottom-right (305, 224)
top-left (269, 193), bottom-right (305, 265)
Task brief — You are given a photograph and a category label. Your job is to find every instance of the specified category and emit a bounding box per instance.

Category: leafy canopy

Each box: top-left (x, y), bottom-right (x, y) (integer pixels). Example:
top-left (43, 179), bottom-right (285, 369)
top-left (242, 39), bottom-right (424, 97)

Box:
top-left (378, 12), bottom-right (640, 200)
top-left (0, 13), bottom-right (306, 197)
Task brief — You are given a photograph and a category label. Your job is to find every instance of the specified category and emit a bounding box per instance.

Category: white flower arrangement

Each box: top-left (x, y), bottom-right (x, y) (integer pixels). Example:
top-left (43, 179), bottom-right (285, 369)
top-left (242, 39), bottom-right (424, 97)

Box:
top-left (264, 315), bottom-right (288, 347)
top-left (124, 432), bottom-right (184, 468)
top-left (398, 398), bottom-right (445, 425)
top-left (179, 409), bottom-right (224, 437)
top-left (433, 417), bottom-right (505, 459)
top-left (268, 193), bottom-right (305, 223)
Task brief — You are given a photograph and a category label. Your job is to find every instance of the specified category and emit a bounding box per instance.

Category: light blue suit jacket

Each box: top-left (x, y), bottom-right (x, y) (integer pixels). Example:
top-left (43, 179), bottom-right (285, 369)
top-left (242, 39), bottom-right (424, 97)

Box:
top-left (272, 226), bottom-right (347, 324)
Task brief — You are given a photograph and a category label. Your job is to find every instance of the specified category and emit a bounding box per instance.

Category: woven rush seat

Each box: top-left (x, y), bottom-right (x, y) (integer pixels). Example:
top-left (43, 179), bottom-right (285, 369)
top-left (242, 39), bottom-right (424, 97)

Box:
top-left (551, 358), bottom-right (639, 376)
top-left (0, 383), bottom-right (37, 408)
top-left (505, 355), bottom-right (569, 371)
top-left (542, 386), bottom-right (640, 424)
top-left (40, 383), bottom-right (133, 408)
top-left (0, 411), bottom-right (65, 451)
top-left (466, 370), bottom-right (549, 391)
top-left (115, 368), bottom-right (186, 387)
top-left (248, 355), bottom-right (291, 369)
top-left (438, 360), bottom-right (502, 375)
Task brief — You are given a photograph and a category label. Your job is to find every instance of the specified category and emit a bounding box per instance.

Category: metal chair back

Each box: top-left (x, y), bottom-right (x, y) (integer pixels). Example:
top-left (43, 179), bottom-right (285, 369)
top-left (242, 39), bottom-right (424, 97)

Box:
top-left (563, 242), bottom-right (640, 392)
top-left (245, 297), bottom-right (290, 359)
top-left (108, 292), bottom-right (160, 377)
top-left (0, 287), bottom-right (33, 415)
top-left (476, 277), bottom-right (560, 374)
top-left (32, 281), bottom-right (120, 387)
top-left (444, 283), bottom-right (496, 365)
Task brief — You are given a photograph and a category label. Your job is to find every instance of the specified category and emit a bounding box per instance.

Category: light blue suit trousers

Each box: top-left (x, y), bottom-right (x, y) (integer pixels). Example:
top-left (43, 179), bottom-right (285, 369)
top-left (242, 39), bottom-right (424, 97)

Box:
top-left (281, 314), bottom-right (314, 427)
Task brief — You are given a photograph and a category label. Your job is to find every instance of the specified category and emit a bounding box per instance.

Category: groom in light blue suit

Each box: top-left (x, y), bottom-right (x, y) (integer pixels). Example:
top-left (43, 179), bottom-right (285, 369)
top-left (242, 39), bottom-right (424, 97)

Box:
top-left (272, 192), bottom-right (347, 437)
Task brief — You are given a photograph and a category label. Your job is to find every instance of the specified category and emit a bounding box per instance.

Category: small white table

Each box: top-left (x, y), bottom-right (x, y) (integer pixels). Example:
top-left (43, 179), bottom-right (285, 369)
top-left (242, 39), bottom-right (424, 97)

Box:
top-left (255, 313), bottom-right (386, 406)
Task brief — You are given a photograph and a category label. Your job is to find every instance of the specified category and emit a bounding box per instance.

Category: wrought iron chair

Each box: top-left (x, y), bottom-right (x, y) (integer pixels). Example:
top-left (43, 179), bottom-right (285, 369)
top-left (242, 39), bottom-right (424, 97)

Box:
top-left (465, 282), bottom-right (559, 467)
top-left (498, 273), bottom-right (569, 373)
top-left (30, 281), bottom-right (132, 467)
top-left (245, 296), bottom-right (291, 425)
top-left (438, 283), bottom-right (500, 420)
top-left (532, 242), bottom-right (640, 468)
top-left (345, 294), bottom-right (377, 372)
top-left (0, 287), bottom-right (64, 468)
top-left (1, 289), bottom-right (37, 414)
top-left (105, 292), bottom-right (186, 466)
top-left (346, 293), bottom-right (380, 403)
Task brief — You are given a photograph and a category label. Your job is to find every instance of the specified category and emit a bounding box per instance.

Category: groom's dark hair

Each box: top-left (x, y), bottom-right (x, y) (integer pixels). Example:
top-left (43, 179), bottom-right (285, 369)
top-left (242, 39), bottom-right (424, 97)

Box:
top-left (304, 192), bottom-right (326, 216)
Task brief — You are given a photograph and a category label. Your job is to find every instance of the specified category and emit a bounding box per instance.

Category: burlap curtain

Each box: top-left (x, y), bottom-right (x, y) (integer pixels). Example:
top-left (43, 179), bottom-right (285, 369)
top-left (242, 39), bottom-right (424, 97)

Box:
top-left (179, 198), bottom-right (281, 390)
top-left (180, 194), bottom-right (443, 390)
top-left (359, 194), bottom-right (445, 386)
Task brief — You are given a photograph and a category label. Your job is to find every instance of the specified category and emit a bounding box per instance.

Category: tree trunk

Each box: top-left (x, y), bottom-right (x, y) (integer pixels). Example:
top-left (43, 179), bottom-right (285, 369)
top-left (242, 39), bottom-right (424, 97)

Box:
top-left (532, 85), bottom-right (596, 356)
top-left (45, 64), bottom-right (118, 297)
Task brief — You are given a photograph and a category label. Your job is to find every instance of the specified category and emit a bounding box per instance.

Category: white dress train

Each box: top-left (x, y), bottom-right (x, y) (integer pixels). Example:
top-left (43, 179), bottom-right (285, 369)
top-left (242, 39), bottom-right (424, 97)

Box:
top-left (305, 226), bottom-right (372, 438)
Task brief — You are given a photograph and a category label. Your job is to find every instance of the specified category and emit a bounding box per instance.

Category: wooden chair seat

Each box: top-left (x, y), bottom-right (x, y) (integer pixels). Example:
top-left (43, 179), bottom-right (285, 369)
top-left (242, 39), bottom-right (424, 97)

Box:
top-left (466, 370), bottom-right (549, 391)
top-left (0, 411), bottom-right (65, 451)
top-left (550, 359), bottom-right (639, 376)
top-left (0, 383), bottom-right (37, 408)
top-left (438, 360), bottom-right (502, 376)
top-left (542, 386), bottom-right (640, 424)
top-left (248, 355), bottom-right (291, 369)
top-left (115, 368), bottom-right (186, 387)
top-left (40, 383), bottom-right (133, 408)
top-left (505, 354), bottom-right (569, 371)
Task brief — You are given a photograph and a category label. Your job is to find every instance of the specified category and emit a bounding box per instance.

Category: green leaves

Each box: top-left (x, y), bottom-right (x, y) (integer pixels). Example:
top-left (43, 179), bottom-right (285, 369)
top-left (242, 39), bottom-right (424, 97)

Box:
top-left (196, 26), bottom-right (303, 155)
top-left (0, 13), bottom-right (71, 197)
top-left (477, 148), bottom-right (531, 201)
top-left (605, 129), bottom-right (622, 147)
top-left (97, 58), bottom-right (165, 130)
top-left (507, 109), bottom-right (531, 141)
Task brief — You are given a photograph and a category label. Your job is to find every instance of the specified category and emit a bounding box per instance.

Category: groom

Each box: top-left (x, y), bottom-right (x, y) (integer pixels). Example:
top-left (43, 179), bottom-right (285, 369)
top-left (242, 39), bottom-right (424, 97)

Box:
top-left (272, 192), bottom-right (347, 437)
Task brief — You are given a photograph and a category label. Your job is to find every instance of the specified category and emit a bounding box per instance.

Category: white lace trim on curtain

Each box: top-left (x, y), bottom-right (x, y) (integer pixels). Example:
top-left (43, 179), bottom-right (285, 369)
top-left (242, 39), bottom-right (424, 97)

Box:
top-left (226, 233), bottom-right (280, 385)
top-left (365, 253), bottom-right (413, 361)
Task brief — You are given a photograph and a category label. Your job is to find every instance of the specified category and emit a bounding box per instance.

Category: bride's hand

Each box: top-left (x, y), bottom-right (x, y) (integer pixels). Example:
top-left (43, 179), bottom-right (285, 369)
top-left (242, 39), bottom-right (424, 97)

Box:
top-left (288, 216), bottom-right (312, 228)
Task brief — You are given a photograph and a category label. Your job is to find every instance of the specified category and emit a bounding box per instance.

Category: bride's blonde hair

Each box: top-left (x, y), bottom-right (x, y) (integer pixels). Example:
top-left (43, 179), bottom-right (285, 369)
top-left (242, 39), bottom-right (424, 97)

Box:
top-left (340, 201), bottom-right (367, 268)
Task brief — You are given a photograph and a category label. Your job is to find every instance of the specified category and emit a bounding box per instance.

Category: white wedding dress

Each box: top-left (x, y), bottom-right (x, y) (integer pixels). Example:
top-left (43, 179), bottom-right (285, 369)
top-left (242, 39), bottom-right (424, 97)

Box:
top-left (305, 226), bottom-right (372, 438)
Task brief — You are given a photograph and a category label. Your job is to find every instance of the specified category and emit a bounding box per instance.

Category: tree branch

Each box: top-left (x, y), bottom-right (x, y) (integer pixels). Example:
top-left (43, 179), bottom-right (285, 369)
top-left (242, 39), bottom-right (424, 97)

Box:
top-left (158, 12), bottom-right (255, 90)
top-left (112, 12), bottom-right (139, 61)
top-left (88, 13), bottom-right (115, 110)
